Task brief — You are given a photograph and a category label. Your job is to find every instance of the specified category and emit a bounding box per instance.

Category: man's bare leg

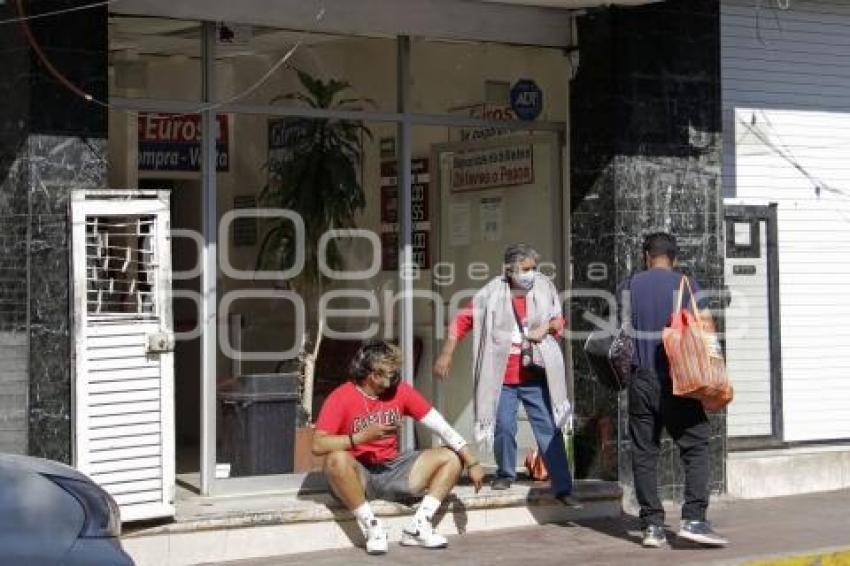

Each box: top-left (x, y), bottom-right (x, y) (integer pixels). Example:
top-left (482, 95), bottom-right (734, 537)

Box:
top-left (323, 450), bottom-right (367, 510)
top-left (402, 447), bottom-right (463, 548)
top-left (408, 447), bottom-right (463, 500)
top-left (324, 450), bottom-right (388, 555)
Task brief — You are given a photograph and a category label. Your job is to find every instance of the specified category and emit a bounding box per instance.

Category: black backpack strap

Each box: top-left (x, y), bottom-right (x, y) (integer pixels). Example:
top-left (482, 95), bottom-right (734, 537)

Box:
top-left (618, 275), bottom-right (634, 328)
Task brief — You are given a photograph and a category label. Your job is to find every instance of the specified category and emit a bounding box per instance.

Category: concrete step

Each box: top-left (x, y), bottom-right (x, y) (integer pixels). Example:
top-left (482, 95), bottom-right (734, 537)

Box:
top-left (122, 479), bottom-right (622, 566)
top-left (727, 444), bottom-right (850, 498)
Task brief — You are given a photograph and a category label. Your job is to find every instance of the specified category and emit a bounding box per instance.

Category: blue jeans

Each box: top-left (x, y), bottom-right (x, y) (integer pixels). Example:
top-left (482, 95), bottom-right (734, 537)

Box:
top-left (494, 379), bottom-right (573, 496)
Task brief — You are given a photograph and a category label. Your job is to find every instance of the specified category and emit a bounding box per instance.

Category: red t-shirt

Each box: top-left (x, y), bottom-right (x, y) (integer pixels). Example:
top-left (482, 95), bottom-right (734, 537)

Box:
top-left (451, 295), bottom-right (565, 385)
top-left (314, 381), bottom-right (431, 466)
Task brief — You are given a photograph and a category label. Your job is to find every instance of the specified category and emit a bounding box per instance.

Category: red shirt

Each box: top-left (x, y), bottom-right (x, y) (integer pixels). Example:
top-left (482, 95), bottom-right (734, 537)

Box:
top-left (450, 296), bottom-right (565, 385)
top-left (314, 381), bottom-right (431, 466)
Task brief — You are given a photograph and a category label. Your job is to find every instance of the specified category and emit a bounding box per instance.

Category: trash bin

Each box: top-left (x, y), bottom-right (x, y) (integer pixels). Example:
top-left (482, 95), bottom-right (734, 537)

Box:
top-left (218, 373), bottom-right (300, 476)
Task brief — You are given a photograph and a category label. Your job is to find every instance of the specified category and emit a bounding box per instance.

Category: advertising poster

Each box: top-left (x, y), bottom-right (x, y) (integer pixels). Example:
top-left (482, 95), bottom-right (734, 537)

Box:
top-left (449, 202), bottom-right (472, 247)
top-left (137, 113), bottom-right (229, 172)
top-left (380, 158), bottom-right (431, 270)
top-left (480, 196), bottom-right (503, 242)
top-left (450, 145), bottom-right (533, 192)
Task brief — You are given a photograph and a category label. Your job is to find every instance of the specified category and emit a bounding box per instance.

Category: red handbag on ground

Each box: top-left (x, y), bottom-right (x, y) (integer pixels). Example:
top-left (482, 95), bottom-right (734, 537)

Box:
top-left (662, 276), bottom-right (734, 412)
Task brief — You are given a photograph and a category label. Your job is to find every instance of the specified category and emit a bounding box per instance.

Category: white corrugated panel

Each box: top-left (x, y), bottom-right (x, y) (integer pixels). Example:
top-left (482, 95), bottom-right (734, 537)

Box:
top-left (722, 0), bottom-right (850, 442)
top-left (79, 314), bottom-right (173, 523)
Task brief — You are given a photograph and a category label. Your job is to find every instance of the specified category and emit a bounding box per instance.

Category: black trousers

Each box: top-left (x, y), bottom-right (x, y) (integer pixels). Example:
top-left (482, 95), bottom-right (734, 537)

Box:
top-left (628, 368), bottom-right (711, 528)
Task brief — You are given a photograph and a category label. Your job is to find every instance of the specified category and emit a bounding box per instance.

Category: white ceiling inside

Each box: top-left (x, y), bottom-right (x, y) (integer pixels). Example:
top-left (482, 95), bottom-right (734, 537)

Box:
top-left (109, 16), bottom-right (342, 59)
top-left (478, 0), bottom-right (656, 6)
top-left (108, 0), bottom-right (659, 58)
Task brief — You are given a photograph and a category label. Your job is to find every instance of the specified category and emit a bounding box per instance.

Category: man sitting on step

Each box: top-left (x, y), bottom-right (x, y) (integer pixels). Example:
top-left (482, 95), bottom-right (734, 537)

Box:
top-left (312, 340), bottom-right (485, 555)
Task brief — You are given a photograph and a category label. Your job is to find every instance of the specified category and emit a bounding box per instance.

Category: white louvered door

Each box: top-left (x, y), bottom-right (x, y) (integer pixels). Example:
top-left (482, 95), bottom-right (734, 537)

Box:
top-left (71, 190), bottom-right (175, 522)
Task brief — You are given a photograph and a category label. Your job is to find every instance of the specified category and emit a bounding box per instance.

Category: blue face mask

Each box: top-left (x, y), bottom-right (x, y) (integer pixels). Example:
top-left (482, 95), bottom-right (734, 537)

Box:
top-left (512, 270), bottom-right (536, 290)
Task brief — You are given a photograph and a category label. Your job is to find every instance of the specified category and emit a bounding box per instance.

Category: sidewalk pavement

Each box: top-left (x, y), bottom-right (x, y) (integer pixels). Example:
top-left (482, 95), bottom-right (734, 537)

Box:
top-left (208, 488), bottom-right (850, 566)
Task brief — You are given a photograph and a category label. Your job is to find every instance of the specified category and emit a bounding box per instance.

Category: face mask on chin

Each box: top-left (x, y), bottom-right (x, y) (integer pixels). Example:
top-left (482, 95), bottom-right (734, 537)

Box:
top-left (375, 369), bottom-right (401, 397)
top-left (387, 369), bottom-right (401, 391)
top-left (512, 270), bottom-right (536, 291)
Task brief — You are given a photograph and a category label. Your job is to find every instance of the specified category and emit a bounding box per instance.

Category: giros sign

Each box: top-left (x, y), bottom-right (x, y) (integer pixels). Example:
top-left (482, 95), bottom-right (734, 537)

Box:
top-left (137, 113), bottom-right (230, 172)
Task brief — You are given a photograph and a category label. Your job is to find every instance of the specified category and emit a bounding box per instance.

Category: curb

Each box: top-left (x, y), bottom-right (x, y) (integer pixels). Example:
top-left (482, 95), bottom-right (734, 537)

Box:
top-left (741, 548), bottom-right (850, 566)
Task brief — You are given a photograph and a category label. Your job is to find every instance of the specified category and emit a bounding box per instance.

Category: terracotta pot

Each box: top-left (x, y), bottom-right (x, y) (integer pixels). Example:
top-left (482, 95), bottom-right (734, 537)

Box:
top-left (293, 426), bottom-right (324, 472)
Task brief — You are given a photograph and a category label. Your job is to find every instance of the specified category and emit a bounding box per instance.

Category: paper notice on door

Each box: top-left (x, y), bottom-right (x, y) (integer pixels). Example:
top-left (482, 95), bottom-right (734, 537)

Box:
top-left (449, 202), bottom-right (471, 247)
top-left (480, 196), bottom-right (503, 242)
top-left (733, 222), bottom-right (752, 247)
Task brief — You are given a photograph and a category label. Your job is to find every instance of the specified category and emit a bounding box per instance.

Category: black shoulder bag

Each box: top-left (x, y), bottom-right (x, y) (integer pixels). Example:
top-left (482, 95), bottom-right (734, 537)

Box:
top-left (583, 278), bottom-right (636, 391)
top-left (511, 298), bottom-right (546, 377)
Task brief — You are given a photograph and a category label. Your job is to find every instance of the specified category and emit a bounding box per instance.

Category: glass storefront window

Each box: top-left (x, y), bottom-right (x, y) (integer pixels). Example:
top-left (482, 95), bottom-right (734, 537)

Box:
top-left (109, 16), bottom-right (201, 101)
top-left (106, 18), bottom-right (584, 489)
top-left (418, 125), bottom-right (566, 470)
top-left (411, 38), bottom-right (568, 126)
top-left (215, 30), bottom-right (396, 112)
top-left (214, 115), bottom-right (391, 477)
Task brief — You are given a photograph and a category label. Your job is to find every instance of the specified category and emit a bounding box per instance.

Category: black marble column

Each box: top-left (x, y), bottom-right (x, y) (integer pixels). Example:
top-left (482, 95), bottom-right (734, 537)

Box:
top-left (0, 1), bottom-right (107, 463)
top-left (0, 11), bottom-right (31, 455)
top-left (569, 0), bottom-right (726, 506)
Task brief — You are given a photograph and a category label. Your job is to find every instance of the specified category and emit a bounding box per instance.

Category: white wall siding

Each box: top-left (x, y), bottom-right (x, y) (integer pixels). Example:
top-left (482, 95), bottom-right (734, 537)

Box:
top-left (722, 0), bottom-right (850, 442)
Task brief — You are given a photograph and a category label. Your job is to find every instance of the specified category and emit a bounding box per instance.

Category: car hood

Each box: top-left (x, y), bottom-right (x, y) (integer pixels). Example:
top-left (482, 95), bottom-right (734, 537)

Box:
top-left (0, 453), bottom-right (92, 482)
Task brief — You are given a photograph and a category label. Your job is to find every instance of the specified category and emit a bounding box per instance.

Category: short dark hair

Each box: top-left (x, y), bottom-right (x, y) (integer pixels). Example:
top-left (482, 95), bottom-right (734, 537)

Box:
top-left (642, 232), bottom-right (678, 261)
top-left (349, 340), bottom-right (402, 383)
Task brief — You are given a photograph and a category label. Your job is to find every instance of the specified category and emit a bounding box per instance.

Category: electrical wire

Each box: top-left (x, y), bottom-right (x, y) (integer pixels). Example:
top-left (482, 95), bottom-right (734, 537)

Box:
top-left (13, 0), bottom-right (326, 113)
top-left (754, 0), bottom-right (786, 47)
top-left (0, 0), bottom-right (115, 25)
top-left (194, 9), bottom-right (325, 114)
top-left (737, 114), bottom-right (850, 225)
top-left (738, 115), bottom-right (850, 202)
top-left (15, 0), bottom-right (108, 107)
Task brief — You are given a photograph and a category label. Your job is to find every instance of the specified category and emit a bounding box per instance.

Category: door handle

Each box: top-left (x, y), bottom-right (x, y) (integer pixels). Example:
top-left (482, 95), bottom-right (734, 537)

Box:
top-left (146, 332), bottom-right (175, 353)
top-left (720, 285), bottom-right (732, 308)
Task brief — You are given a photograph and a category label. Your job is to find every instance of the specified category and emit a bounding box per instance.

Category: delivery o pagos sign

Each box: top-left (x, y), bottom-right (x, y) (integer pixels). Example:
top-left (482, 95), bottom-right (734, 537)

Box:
top-left (450, 145), bottom-right (533, 192)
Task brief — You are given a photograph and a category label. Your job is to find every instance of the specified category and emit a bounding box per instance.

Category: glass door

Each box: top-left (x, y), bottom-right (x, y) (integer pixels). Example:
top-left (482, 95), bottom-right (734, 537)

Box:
top-left (431, 133), bottom-right (565, 468)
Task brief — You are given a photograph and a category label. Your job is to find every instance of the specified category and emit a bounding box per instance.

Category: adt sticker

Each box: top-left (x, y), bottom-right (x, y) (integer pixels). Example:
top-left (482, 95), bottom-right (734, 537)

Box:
top-left (510, 79), bottom-right (543, 121)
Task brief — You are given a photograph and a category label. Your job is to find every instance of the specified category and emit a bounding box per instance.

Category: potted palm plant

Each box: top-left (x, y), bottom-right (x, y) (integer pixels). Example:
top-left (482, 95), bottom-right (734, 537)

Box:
top-left (257, 69), bottom-right (372, 428)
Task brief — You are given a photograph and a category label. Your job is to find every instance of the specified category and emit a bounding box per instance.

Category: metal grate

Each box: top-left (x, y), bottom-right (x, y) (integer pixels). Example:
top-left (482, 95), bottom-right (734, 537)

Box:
top-left (86, 216), bottom-right (157, 318)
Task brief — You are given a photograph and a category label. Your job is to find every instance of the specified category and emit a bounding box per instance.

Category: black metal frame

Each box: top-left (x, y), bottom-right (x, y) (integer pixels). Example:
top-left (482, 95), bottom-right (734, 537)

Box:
top-left (725, 217), bottom-right (761, 259)
top-left (725, 204), bottom-right (785, 451)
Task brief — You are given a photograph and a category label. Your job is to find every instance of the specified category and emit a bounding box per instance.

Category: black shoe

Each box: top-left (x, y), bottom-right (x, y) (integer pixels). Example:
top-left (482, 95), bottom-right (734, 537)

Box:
top-left (641, 525), bottom-right (667, 548)
top-left (554, 492), bottom-right (583, 509)
top-left (490, 477), bottom-right (512, 490)
top-left (677, 520), bottom-right (728, 546)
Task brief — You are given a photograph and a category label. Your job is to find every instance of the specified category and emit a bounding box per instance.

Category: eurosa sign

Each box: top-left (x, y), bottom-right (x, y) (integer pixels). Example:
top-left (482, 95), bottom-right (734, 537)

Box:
top-left (138, 113), bottom-right (230, 172)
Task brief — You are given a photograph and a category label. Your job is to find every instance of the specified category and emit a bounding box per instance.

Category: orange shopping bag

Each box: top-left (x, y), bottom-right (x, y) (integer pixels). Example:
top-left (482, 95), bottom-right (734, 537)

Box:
top-left (662, 277), bottom-right (733, 412)
top-left (524, 449), bottom-right (549, 481)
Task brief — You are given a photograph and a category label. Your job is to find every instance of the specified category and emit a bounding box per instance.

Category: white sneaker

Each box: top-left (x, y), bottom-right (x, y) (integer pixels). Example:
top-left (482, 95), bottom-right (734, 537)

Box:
top-left (361, 519), bottom-right (388, 555)
top-left (400, 518), bottom-right (448, 549)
